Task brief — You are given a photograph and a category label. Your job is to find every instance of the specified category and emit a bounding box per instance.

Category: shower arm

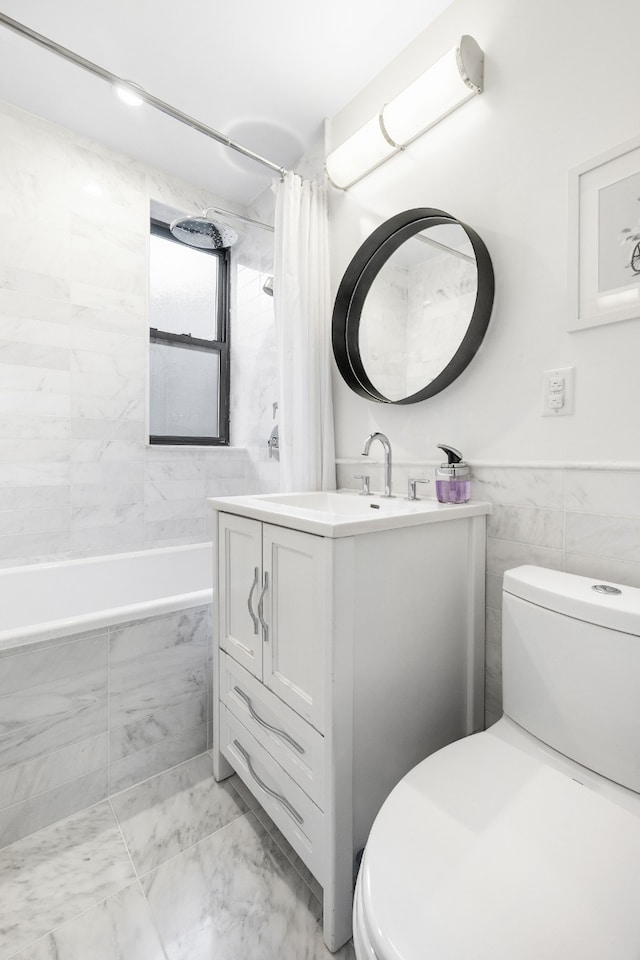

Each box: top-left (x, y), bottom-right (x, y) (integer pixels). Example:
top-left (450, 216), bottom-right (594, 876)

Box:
top-left (203, 206), bottom-right (274, 233)
top-left (0, 12), bottom-right (289, 180)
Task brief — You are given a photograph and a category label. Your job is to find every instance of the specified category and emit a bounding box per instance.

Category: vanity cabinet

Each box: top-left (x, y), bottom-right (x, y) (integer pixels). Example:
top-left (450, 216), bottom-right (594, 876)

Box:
top-left (210, 496), bottom-right (488, 952)
top-left (219, 513), bottom-right (326, 730)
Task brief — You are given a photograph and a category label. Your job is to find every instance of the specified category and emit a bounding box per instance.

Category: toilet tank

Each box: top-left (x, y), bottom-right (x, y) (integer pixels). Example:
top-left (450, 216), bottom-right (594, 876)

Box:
top-left (502, 565), bottom-right (640, 793)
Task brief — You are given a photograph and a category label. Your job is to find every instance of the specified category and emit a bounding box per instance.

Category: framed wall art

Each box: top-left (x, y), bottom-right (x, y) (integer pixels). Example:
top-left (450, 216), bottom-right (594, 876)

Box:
top-left (569, 136), bottom-right (640, 331)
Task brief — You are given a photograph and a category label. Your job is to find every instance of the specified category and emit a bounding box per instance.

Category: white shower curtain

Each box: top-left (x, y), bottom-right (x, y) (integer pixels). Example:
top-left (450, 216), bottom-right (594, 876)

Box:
top-left (274, 172), bottom-right (336, 492)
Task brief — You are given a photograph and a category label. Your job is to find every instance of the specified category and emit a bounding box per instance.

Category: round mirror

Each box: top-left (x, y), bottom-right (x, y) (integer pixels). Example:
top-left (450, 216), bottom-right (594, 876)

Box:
top-left (332, 208), bottom-right (494, 404)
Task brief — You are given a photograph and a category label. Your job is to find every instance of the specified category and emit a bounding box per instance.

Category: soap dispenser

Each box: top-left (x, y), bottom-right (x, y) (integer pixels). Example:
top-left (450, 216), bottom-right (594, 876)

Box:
top-left (435, 444), bottom-right (471, 503)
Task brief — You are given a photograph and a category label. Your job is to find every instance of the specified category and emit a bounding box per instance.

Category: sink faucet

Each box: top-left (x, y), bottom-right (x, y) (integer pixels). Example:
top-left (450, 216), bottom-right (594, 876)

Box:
top-left (362, 432), bottom-right (393, 498)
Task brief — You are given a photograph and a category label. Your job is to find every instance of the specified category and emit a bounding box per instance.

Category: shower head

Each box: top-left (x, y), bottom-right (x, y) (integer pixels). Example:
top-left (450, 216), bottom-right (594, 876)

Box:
top-left (263, 276), bottom-right (274, 297)
top-left (169, 212), bottom-right (238, 250)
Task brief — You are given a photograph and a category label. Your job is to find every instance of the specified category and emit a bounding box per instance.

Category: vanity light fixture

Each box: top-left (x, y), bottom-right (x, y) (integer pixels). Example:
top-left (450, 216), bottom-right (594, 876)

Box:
top-left (326, 35), bottom-right (484, 190)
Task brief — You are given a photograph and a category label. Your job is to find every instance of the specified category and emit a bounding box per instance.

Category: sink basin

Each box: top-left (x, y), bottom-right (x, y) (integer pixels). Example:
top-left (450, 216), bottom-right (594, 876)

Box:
top-left (208, 489), bottom-right (489, 538)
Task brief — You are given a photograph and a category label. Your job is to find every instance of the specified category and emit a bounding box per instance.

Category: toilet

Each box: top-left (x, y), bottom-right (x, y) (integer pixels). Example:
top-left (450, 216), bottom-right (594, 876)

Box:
top-left (353, 565), bottom-right (640, 960)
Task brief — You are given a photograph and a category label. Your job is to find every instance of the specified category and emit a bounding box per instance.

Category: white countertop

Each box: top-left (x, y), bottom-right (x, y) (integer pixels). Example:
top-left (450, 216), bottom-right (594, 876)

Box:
top-left (207, 490), bottom-right (490, 538)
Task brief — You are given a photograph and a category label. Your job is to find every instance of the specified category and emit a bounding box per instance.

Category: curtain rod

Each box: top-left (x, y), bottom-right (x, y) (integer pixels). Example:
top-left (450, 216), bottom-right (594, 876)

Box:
top-left (0, 12), bottom-right (289, 179)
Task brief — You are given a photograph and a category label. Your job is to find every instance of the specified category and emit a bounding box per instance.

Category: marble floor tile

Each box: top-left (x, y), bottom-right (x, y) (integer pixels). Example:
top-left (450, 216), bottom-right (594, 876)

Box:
top-left (9, 883), bottom-right (166, 960)
top-left (228, 772), bottom-right (322, 902)
top-left (142, 810), bottom-right (353, 960)
top-left (111, 754), bottom-right (250, 876)
top-left (0, 801), bottom-right (135, 960)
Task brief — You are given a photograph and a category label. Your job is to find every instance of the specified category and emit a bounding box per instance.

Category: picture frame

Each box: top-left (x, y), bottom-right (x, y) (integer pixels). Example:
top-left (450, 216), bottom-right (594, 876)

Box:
top-left (568, 135), bottom-right (640, 332)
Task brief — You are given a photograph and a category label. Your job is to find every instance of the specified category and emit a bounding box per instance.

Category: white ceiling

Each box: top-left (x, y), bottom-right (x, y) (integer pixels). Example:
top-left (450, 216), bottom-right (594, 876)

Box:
top-left (0, 0), bottom-right (453, 205)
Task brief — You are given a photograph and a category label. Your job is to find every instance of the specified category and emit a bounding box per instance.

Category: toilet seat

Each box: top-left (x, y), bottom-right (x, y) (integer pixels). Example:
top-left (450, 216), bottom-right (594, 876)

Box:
top-left (357, 718), bottom-right (640, 960)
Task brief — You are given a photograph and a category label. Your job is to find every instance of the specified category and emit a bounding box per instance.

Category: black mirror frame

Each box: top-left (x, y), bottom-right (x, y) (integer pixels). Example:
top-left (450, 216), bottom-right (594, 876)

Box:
top-left (332, 207), bottom-right (495, 404)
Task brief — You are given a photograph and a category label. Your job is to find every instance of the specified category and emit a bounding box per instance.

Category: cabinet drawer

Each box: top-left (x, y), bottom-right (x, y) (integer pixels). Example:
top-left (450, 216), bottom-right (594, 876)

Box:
top-left (221, 706), bottom-right (325, 885)
top-left (220, 654), bottom-right (325, 809)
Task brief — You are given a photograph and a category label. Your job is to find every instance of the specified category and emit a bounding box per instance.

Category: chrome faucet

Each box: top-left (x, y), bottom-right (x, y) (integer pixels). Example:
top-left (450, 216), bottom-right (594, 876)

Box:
top-left (362, 432), bottom-right (393, 498)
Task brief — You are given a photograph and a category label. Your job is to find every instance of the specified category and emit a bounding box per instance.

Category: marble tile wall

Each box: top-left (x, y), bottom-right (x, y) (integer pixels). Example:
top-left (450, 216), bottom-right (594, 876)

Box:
top-left (231, 196), bottom-right (280, 497)
top-left (337, 461), bottom-right (640, 728)
top-left (0, 604), bottom-right (210, 847)
top-left (0, 98), bottom-right (276, 568)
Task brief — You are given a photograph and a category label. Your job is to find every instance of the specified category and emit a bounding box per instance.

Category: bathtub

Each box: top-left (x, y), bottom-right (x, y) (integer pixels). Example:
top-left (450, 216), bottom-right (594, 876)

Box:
top-left (0, 542), bottom-right (215, 846)
top-left (0, 542), bottom-right (213, 652)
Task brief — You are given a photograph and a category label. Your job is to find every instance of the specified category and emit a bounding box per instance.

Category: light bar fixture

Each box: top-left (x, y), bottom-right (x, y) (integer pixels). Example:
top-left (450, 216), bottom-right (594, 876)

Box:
top-left (326, 35), bottom-right (484, 190)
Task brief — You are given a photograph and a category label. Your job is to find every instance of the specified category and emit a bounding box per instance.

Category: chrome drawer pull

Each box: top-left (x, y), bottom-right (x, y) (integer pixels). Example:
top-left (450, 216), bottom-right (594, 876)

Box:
top-left (233, 686), bottom-right (305, 755)
top-left (257, 571), bottom-right (269, 642)
top-left (233, 740), bottom-right (304, 826)
top-left (247, 566), bottom-right (260, 635)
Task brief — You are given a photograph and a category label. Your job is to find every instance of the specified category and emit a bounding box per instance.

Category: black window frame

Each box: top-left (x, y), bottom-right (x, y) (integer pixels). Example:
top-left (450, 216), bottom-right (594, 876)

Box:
top-left (149, 218), bottom-right (230, 446)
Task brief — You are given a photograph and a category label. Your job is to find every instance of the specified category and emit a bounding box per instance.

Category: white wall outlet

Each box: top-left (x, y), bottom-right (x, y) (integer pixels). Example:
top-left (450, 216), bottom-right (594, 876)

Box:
top-left (542, 366), bottom-right (575, 417)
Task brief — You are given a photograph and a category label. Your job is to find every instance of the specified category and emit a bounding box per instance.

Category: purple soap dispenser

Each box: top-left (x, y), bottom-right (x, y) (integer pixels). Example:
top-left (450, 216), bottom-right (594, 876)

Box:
top-left (435, 444), bottom-right (471, 504)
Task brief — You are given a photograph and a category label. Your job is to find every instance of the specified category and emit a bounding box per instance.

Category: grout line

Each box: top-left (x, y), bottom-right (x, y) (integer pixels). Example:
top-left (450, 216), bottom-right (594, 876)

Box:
top-left (107, 624), bottom-right (111, 796)
top-left (3, 880), bottom-right (144, 960)
top-left (108, 747), bottom-right (213, 801)
top-left (0, 760), bottom-right (109, 817)
top-left (132, 807), bottom-right (255, 884)
top-left (134, 875), bottom-right (171, 960)
top-left (251, 803), bottom-right (323, 904)
top-left (562, 467), bottom-right (567, 572)
top-left (109, 795), bottom-right (141, 880)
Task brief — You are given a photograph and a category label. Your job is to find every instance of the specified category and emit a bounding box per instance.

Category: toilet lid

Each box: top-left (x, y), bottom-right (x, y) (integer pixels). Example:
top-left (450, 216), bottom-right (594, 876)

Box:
top-left (360, 722), bottom-right (640, 960)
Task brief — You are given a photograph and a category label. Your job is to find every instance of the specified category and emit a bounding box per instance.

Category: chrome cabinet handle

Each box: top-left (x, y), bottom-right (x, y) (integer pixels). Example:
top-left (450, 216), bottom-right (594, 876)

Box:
top-left (233, 740), bottom-right (304, 825)
top-left (257, 571), bottom-right (269, 642)
top-left (233, 686), bottom-right (305, 755)
top-left (247, 566), bottom-right (260, 635)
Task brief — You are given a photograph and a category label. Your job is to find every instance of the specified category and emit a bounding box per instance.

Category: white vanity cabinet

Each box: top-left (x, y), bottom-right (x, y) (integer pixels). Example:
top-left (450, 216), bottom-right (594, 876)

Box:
top-left (218, 513), bottom-right (326, 730)
top-left (209, 493), bottom-right (489, 953)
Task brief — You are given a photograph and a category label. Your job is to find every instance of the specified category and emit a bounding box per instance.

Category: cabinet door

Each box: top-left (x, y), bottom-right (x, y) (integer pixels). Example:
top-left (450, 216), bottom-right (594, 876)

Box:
top-left (219, 513), bottom-right (263, 679)
top-left (262, 523), bottom-right (327, 732)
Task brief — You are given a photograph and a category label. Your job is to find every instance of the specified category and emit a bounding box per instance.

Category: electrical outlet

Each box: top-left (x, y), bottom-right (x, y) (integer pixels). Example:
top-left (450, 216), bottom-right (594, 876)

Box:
top-left (542, 367), bottom-right (575, 417)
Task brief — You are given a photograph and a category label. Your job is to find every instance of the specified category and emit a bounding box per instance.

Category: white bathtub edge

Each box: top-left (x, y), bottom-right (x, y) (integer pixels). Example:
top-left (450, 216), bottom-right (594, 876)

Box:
top-left (0, 588), bottom-right (213, 656)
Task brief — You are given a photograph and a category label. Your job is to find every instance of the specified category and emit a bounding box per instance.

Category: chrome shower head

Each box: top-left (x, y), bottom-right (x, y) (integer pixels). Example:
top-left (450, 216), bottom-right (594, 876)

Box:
top-left (263, 276), bottom-right (274, 297)
top-left (169, 212), bottom-right (238, 250)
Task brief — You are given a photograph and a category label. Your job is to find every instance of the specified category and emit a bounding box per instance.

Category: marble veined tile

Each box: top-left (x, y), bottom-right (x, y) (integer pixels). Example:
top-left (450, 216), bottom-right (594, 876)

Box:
top-left (144, 519), bottom-right (206, 542)
top-left (0, 733), bottom-right (108, 810)
top-left (565, 469), bottom-right (640, 518)
top-left (143, 811), bottom-right (352, 960)
top-left (110, 607), bottom-right (210, 665)
top-left (0, 767), bottom-right (108, 848)
top-left (9, 883), bottom-right (166, 960)
top-left (0, 483), bottom-right (69, 512)
top-left (0, 801), bottom-right (135, 960)
top-left (565, 512), bottom-right (640, 564)
top-left (0, 634), bottom-right (107, 702)
top-left (471, 467), bottom-right (565, 509)
top-left (0, 701), bottom-right (107, 774)
top-left (109, 725), bottom-right (208, 795)
top-left (564, 553), bottom-right (640, 589)
top-left (0, 508), bottom-right (68, 538)
top-left (144, 460), bottom-right (205, 482)
top-left (0, 339), bottom-right (70, 371)
top-left (110, 696), bottom-right (207, 761)
top-left (111, 753), bottom-right (249, 876)
top-left (487, 504), bottom-right (564, 550)
top-left (486, 537), bottom-right (564, 578)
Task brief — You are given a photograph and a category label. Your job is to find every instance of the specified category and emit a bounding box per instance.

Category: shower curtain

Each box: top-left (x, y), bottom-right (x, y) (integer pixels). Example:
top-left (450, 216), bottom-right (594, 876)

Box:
top-left (274, 172), bottom-right (336, 491)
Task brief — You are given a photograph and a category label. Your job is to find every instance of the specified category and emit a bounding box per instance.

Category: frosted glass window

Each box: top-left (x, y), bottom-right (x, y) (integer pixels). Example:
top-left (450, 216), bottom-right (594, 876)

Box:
top-left (149, 233), bottom-right (220, 339)
top-left (148, 219), bottom-right (229, 445)
top-left (150, 341), bottom-right (220, 439)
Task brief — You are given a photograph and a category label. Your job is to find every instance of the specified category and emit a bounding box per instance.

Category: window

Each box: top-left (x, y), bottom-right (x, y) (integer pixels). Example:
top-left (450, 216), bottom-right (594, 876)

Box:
top-left (148, 219), bottom-right (230, 445)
